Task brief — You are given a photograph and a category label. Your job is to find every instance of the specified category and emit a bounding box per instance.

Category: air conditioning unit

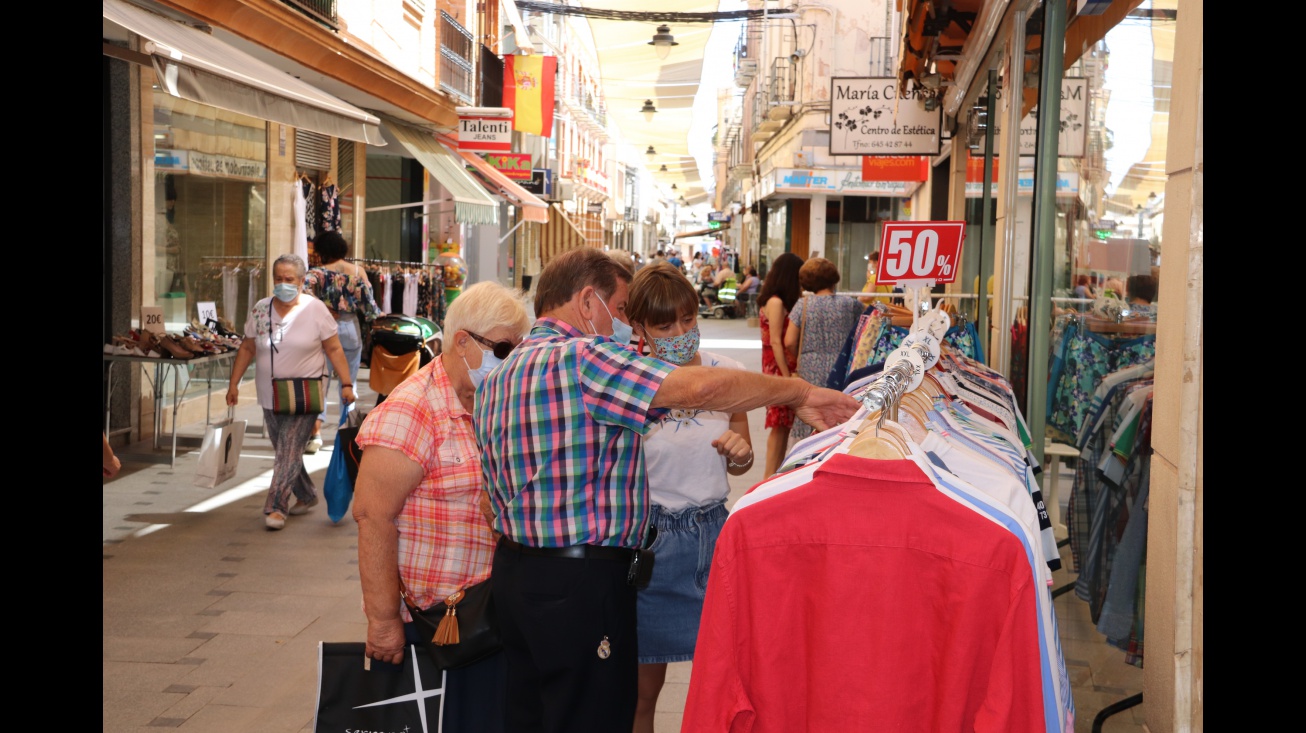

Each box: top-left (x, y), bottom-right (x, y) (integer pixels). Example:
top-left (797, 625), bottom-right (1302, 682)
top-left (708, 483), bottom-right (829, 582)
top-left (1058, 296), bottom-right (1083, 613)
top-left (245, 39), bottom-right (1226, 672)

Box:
top-left (557, 178), bottom-right (575, 201)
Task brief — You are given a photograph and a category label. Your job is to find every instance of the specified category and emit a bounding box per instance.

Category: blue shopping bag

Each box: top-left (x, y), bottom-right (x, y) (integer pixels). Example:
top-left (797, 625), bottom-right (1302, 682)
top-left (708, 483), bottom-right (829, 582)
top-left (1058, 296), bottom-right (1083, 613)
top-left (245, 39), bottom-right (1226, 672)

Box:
top-left (324, 404), bottom-right (359, 524)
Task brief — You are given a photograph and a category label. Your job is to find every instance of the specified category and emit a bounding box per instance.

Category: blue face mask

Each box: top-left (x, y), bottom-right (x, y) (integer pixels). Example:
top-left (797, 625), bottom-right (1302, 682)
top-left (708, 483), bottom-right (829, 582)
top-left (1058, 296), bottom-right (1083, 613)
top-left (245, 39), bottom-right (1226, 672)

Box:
top-left (273, 283), bottom-right (300, 303)
top-left (590, 293), bottom-right (634, 344)
top-left (461, 347), bottom-right (503, 389)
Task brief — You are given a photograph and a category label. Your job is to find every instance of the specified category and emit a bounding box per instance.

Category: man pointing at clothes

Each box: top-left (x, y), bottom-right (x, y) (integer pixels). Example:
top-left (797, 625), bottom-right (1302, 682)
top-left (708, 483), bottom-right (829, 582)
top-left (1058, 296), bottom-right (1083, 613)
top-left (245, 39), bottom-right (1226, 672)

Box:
top-left (473, 247), bottom-right (859, 732)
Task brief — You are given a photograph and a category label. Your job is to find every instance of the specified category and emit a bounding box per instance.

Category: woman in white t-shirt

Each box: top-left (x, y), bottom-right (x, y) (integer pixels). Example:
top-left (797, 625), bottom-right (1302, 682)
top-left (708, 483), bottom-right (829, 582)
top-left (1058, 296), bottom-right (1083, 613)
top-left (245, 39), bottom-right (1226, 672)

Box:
top-left (625, 262), bottom-right (754, 733)
top-left (226, 253), bottom-right (355, 531)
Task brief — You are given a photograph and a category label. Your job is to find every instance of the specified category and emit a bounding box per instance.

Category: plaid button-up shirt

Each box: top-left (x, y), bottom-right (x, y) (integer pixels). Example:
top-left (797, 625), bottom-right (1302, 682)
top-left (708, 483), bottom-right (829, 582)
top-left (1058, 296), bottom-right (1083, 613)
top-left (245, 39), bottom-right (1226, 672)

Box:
top-left (473, 317), bottom-right (674, 549)
top-left (355, 357), bottom-right (494, 618)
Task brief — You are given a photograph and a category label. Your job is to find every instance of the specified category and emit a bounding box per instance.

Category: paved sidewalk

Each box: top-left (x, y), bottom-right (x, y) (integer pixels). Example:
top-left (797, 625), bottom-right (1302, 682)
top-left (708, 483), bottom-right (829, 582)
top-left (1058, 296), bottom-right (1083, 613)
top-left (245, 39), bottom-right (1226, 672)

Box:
top-left (103, 316), bottom-right (769, 732)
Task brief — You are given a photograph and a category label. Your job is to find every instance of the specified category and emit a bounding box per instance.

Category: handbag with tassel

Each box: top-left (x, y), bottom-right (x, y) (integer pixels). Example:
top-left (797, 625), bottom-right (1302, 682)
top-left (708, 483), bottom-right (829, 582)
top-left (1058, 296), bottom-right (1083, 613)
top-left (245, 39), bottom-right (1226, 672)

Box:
top-left (401, 577), bottom-right (501, 670)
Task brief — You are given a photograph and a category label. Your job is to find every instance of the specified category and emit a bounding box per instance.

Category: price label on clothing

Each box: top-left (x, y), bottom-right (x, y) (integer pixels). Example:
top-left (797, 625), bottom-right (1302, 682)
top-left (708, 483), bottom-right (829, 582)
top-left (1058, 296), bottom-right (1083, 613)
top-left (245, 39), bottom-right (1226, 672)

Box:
top-left (875, 221), bottom-right (966, 285)
top-left (197, 301), bottom-right (218, 327)
top-left (141, 306), bottom-right (165, 335)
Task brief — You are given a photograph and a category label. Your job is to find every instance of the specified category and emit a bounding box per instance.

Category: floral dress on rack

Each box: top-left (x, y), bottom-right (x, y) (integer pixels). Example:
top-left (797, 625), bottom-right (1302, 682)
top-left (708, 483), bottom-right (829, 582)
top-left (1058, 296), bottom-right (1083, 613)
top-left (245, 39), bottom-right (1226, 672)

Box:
top-left (302, 268), bottom-right (381, 323)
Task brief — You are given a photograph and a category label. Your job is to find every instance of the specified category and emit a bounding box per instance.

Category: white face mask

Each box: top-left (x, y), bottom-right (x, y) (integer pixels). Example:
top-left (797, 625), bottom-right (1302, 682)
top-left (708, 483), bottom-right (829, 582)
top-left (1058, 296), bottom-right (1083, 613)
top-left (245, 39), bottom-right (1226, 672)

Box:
top-left (461, 347), bottom-right (503, 389)
top-left (588, 293), bottom-right (634, 344)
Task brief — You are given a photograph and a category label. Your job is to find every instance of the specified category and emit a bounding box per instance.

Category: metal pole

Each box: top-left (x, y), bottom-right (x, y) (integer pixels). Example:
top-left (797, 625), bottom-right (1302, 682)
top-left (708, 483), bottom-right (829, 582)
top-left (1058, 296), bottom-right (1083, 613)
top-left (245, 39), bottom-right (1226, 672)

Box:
top-left (1026, 0), bottom-right (1067, 468)
top-left (976, 70), bottom-right (998, 362)
top-left (994, 8), bottom-right (1027, 377)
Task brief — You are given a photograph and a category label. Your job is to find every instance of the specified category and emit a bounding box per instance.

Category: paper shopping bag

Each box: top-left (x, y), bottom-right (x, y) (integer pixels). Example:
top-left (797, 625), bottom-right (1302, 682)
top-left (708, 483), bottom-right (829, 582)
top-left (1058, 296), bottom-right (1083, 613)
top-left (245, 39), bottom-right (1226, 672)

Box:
top-left (314, 642), bottom-right (446, 733)
top-left (194, 417), bottom-right (246, 489)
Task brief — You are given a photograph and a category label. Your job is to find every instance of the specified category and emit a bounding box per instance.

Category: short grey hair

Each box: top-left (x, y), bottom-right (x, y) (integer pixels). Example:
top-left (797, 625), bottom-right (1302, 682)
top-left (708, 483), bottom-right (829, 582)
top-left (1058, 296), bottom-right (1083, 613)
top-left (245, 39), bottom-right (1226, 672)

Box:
top-left (273, 253), bottom-right (307, 279)
top-left (443, 281), bottom-right (532, 341)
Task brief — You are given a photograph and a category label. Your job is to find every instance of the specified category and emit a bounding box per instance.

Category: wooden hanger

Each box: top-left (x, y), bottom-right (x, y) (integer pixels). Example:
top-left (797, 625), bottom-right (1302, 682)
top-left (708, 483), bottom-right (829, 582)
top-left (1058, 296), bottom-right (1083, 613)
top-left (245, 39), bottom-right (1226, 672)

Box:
top-left (847, 412), bottom-right (910, 459)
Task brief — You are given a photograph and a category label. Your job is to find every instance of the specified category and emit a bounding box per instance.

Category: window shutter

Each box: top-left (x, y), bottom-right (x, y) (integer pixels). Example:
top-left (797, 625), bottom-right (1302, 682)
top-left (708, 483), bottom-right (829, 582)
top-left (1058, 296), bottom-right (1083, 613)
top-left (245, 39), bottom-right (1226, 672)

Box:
top-left (294, 129), bottom-right (332, 171)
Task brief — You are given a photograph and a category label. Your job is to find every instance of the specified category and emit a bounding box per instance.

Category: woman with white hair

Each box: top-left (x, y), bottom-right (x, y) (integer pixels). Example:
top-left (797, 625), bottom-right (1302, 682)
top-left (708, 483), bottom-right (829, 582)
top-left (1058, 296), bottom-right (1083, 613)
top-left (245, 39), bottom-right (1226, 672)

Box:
top-left (226, 253), bottom-right (355, 530)
top-left (352, 280), bottom-right (532, 732)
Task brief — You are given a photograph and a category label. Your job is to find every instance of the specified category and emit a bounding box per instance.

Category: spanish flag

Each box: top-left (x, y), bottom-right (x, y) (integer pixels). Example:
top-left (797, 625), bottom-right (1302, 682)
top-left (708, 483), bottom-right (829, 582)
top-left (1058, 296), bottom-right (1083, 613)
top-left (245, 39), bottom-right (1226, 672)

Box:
top-left (504, 54), bottom-right (556, 138)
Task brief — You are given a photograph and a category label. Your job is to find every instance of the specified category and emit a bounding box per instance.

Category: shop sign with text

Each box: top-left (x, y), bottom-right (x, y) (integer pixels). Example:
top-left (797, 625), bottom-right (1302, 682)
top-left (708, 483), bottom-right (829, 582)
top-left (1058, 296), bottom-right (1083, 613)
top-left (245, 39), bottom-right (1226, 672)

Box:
top-left (774, 169), bottom-right (918, 197)
top-left (188, 151), bottom-right (265, 180)
top-left (861, 156), bottom-right (930, 182)
top-left (458, 115), bottom-right (513, 153)
top-left (830, 78), bottom-right (942, 156)
top-left (520, 168), bottom-right (552, 196)
top-left (484, 153), bottom-right (532, 180)
top-left (1017, 78), bottom-right (1087, 157)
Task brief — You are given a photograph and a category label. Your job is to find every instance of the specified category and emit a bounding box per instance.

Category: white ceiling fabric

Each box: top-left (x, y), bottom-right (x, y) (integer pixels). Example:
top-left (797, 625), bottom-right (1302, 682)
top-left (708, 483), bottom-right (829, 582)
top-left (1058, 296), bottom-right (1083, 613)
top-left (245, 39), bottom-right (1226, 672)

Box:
top-left (579, 2), bottom-right (724, 206)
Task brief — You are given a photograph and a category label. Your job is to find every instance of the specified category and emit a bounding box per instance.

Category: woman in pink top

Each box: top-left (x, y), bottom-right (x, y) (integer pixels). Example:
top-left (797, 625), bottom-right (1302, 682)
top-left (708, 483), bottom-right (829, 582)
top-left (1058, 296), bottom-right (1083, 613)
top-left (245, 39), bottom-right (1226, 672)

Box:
top-left (352, 281), bottom-right (530, 732)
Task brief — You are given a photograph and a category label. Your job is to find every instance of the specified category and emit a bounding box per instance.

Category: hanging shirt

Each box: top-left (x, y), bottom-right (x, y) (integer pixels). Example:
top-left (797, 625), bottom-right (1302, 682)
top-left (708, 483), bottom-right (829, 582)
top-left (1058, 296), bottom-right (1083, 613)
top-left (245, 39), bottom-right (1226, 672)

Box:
top-left (402, 272), bottom-right (419, 316)
top-left (379, 272), bottom-right (394, 316)
top-left (221, 266), bottom-right (238, 324)
top-left (318, 183), bottom-right (342, 232)
top-left (292, 182), bottom-right (308, 262)
top-left (683, 454), bottom-right (1047, 733)
top-left (907, 444), bottom-right (1072, 733)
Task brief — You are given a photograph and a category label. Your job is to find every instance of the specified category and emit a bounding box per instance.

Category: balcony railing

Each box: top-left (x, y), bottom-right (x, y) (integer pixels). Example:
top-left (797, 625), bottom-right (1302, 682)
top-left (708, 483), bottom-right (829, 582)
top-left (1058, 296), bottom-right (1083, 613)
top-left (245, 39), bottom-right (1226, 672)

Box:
top-left (439, 10), bottom-right (474, 103)
top-left (769, 57), bottom-right (796, 105)
top-left (281, 0), bottom-right (338, 30)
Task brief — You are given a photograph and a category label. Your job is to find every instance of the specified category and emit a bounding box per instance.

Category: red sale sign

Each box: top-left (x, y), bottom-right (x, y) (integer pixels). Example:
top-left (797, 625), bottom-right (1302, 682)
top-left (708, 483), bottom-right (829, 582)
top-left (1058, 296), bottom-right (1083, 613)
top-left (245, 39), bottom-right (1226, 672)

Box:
top-left (875, 221), bottom-right (966, 284)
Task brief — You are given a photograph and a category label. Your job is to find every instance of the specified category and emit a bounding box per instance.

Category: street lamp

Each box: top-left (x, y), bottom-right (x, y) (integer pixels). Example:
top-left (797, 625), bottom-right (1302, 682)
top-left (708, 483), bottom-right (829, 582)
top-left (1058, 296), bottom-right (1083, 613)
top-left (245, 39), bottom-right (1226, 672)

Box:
top-left (648, 24), bottom-right (679, 60)
top-left (645, 145), bottom-right (657, 160)
top-left (658, 164), bottom-right (668, 173)
top-left (639, 99), bottom-right (657, 123)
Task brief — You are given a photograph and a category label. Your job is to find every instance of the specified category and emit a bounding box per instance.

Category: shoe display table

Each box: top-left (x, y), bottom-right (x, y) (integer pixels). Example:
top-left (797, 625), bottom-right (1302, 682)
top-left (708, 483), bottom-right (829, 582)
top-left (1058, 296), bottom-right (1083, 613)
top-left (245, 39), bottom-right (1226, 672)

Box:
top-left (103, 350), bottom-right (239, 468)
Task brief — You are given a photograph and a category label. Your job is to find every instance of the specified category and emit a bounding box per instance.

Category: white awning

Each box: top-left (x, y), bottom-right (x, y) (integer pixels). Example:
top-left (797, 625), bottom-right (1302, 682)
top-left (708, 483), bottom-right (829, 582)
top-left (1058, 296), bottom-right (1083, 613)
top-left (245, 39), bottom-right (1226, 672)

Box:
top-left (382, 118), bottom-right (499, 226)
top-left (103, 0), bottom-right (384, 145)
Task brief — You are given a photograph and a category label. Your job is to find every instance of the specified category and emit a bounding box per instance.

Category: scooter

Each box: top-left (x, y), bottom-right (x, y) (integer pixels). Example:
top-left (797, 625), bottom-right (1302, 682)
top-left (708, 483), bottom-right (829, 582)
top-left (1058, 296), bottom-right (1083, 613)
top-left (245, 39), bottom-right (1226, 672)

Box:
top-left (700, 278), bottom-right (743, 319)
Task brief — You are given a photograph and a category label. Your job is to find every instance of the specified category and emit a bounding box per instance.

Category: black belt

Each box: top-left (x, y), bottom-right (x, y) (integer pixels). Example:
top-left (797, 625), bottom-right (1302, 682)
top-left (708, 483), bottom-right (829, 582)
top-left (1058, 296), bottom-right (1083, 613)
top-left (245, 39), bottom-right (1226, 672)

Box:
top-left (500, 537), bottom-right (634, 562)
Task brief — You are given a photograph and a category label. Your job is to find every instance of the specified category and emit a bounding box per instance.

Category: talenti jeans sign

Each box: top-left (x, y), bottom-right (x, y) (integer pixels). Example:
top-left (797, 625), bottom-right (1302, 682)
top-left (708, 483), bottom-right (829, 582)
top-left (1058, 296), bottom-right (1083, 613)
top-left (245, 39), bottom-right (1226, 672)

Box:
top-left (458, 116), bottom-right (513, 153)
top-left (829, 78), bottom-right (942, 156)
top-left (774, 169), bottom-right (918, 197)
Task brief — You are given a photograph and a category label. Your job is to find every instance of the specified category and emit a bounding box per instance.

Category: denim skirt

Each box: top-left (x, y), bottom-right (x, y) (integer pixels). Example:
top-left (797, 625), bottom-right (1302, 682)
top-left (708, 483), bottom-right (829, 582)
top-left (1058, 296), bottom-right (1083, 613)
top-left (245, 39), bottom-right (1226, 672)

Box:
top-left (635, 501), bottom-right (728, 664)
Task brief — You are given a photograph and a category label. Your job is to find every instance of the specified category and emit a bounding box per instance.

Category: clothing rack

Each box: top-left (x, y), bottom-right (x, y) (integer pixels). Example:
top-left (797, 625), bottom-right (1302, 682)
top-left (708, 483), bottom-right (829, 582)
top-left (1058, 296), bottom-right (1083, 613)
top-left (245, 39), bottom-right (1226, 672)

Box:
top-left (348, 258), bottom-right (443, 272)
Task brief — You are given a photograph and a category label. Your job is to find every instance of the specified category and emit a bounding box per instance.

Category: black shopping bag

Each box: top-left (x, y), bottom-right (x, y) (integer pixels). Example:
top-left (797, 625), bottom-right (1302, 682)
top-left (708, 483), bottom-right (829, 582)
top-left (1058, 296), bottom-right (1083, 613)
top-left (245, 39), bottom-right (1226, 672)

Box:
top-left (314, 642), bottom-right (446, 733)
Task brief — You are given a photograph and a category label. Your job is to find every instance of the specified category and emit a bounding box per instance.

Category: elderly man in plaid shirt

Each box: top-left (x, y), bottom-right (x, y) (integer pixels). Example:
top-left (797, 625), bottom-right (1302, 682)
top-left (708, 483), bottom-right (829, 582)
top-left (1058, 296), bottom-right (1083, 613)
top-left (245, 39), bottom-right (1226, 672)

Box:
top-left (473, 247), bottom-right (859, 732)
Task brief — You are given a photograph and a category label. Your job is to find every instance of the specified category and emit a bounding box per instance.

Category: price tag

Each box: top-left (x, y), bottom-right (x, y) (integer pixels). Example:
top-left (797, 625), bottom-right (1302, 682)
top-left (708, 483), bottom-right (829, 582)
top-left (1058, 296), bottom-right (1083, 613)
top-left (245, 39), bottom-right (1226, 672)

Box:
top-left (901, 332), bottom-right (941, 369)
top-left (876, 221), bottom-right (966, 285)
top-left (197, 301), bottom-right (218, 327)
top-left (884, 345), bottom-right (926, 393)
top-left (141, 306), bottom-right (165, 335)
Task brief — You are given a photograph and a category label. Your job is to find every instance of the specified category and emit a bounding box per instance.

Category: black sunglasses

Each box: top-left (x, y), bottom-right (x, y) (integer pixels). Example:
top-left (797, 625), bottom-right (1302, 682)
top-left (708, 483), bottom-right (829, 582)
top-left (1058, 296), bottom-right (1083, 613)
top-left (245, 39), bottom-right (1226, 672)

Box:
top-left (467, 332), bottom-right (516, 360)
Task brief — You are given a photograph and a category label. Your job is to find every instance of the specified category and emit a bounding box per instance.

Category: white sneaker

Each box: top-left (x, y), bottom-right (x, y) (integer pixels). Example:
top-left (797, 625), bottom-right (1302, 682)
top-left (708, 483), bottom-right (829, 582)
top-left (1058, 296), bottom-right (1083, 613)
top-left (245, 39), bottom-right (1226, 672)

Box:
top-left (265, 511), bottom-right (286, 530)
top-left (288, 496), bottom-right (319, 515)
top-left (304, 436), bottom-right (323, 454)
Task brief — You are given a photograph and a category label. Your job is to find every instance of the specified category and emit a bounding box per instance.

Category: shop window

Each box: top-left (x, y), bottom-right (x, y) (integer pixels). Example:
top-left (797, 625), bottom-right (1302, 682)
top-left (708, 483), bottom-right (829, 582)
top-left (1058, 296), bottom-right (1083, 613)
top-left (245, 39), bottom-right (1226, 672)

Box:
top-left (152, 94), bottom-right (268, 333)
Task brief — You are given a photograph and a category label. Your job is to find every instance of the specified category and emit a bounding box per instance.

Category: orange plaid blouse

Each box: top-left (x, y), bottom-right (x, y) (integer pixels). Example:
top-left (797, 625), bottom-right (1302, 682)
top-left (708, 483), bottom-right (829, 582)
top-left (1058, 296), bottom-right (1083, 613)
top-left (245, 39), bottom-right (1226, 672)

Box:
top-left (356, 357), bottom-right (495, 618)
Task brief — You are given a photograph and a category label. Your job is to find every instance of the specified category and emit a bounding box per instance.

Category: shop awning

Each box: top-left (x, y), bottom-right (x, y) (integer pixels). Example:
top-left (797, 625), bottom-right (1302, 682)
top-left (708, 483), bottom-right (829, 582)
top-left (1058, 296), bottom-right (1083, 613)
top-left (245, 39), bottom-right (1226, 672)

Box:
top-left (541, 204), bottom-right (588, 266)
top-left (382, 119), bottom-right (499, 226)
top-left (673, 224), bottom-right (729, 240)
top-left (102, 0), bottom-right (383, 145)
top-left (448, 145), bottom-right (550, 224)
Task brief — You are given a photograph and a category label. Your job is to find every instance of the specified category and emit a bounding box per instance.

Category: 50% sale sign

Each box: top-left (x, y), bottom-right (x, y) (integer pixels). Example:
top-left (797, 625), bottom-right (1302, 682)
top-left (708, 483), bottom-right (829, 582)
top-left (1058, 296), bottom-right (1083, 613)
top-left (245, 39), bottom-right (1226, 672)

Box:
top-left (875, 221), bottom-right (966, 322)
top-left (875, 221), bottom-right (966, 285)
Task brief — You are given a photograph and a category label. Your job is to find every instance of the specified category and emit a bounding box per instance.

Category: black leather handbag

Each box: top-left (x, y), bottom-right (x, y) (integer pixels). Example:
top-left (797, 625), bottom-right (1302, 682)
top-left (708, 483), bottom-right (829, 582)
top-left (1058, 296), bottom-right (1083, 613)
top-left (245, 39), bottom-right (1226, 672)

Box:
top-left (402, 578), bottom-right (501, 670)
